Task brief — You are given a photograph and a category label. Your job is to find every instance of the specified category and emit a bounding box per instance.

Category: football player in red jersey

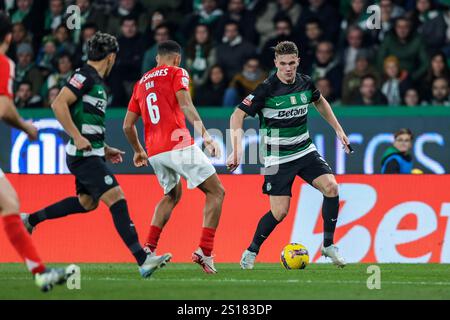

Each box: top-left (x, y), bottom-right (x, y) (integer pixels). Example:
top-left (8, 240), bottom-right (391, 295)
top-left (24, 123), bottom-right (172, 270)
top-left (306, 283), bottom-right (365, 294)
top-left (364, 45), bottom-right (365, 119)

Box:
top-left (123, 40), bottom-right (225, 273)
top-left (0, 13), bottom-right (73, 291)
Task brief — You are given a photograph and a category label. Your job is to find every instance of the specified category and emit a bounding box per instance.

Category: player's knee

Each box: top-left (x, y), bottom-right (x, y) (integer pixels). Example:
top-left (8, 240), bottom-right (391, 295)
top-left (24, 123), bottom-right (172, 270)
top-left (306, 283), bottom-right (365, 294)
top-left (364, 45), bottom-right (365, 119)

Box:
top-left (214, 184), bottom-right (225, 203)
top-left (1, 197), bottom-right (20, 215)
top-left (322, 182), bottom-right (339, 197)
top-left (78, 195), bottom-right (98, 211)
top-left (272, 208), bottom-right (288, 221)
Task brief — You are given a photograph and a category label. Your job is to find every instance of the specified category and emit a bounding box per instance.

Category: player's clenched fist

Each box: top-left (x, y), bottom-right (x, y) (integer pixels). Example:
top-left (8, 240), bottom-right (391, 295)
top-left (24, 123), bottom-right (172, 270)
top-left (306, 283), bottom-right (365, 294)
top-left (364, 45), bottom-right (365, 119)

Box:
top-left (24, 122), bottom-right (38, 141)
top-left (133, 150), bottom-right (149, 167)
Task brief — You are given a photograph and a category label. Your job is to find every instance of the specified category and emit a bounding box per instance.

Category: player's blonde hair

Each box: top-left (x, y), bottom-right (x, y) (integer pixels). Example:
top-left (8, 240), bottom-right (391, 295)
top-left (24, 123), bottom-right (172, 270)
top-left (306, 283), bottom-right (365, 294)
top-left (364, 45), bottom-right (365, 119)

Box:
top-left (274, 41), bottom-right (299, 57)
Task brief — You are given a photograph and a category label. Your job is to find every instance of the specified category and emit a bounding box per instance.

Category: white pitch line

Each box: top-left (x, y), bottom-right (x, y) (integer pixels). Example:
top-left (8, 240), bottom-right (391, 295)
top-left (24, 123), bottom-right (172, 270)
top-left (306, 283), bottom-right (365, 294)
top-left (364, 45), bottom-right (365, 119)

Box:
top-left (2, 277), bottom-right (450, 286)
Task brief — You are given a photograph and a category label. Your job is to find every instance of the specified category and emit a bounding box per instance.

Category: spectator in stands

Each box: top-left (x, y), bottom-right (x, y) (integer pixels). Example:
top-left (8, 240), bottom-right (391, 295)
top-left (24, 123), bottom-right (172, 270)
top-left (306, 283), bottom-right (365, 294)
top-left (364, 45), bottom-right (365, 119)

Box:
top-left (422, 52), bottom-right (450, 100)
top-left (185, 24), bottom-right (216, 88)
top-left (72, 0), bottom-right (107, 44)
top-left (421, 5), bottom-right (450, 56)
top-left (143, 10), bottom-right (166, 50)
top-left (44, 85), bottom-right (60, 108)
top-left (44, 0), bottom-right (65, 32)
top-left (216, 0), bottom-right (258, 44)
top-left (340, 0), bottom-right (370, 32)
top-left (348, 74), bottom-right (388, 106)
top-left (255, 0), bottom-right (301, 48)
top-left (300, 18), bottom-right (324, 74)
top-left (181, 0), bottom-right (223, 41)
top-left (342, 52), bottom-right (380, 104)
top-left (36, 35), bottom-right (57, 75)
top-left (372, 0), bottom-right (403, 43)
top-left (15, 42), bottom-right (43, 96)
top-left (341, 25), bottom-right (371, 74)
top-left (223, 56), bottom-right (266, 106)
top-left (14, 81), bottom-right (42, 108)
top-left (41, 53), bottom-right (73, 99)
top-left (73, 22), bottom-right (98, 68)
top-left (106, 0), bottom-right (149, 36)
top-left (315, 77), bottom-right (338, 104)
top-left (381, 55), bottom-right (412, 106)
top-left (7, 22), bottom-right (31, 61)
top-left (141, 23), bottom-right (171, 74)
top-left (311, 41), bottom-right (343, 99)
top-left (260, 16), bottom-right (297, 71)
top-left (381, 128), bottom-right (414, 174)
top-left (216, 21), bottom-right (256, 80)
top-left (427, 77), bottom-right (450, 106)
top-left (54, 24), bottom-right (76, 56)
top-left (377, 17), bottom-right (428, 83)
top-left (402, 87), bottom-right (422, 106)
top-left (407, 0), bottom-right (439, 31)
top-left (109, 16), bottom-right (146, 106)
top-left (296, 0), bottom-right (341, 43)
top-left (194, 64), bottom-right (227, 107)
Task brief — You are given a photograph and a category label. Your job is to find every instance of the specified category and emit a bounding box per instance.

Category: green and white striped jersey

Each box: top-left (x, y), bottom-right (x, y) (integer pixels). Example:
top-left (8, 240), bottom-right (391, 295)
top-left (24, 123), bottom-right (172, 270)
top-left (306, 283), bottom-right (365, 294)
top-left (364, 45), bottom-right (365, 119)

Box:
top-left (64, 64), bottom-right (108, 157)
top-left (238, 73), bottom-right (321, 167)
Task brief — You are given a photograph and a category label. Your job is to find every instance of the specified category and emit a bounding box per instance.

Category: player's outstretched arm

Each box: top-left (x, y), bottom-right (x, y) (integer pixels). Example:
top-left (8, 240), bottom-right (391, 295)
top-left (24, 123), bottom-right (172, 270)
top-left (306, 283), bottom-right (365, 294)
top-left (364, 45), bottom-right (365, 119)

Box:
top-left (51, 87), bottom-right (92, 151)
top-left (0, 95), bottom-right (37, 140)
top-left (313, 95), bottom-right (351, 154)
top-left (176, 89), bottom-right (221, 158)
top-left (226, 108), bottom-right (247, 172)
top-left (123, 110), bottom-right (148, 167)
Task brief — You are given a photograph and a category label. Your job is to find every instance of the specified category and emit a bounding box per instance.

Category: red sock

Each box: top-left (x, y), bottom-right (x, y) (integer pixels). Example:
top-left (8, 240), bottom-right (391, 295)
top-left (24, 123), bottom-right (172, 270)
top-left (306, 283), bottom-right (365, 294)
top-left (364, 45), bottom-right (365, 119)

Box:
top-left (199, 227), bottom-right (216, 256)
top-left (146, 225), bottom-right (162, 251)
top-left (3, 214), bottom-right (45, 275)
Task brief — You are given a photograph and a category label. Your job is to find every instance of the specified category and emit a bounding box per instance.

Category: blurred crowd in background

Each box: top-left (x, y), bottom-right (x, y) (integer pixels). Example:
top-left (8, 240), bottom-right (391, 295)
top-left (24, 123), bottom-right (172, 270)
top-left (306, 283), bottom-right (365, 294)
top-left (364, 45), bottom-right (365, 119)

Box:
top-left (2, 0), bottom-right (450, 108)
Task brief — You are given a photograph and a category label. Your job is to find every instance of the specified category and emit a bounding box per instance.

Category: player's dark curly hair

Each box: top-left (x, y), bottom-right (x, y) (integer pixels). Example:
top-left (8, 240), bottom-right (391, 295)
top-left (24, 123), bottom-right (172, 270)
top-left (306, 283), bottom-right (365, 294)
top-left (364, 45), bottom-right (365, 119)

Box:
top-left (0, 12), bottom-right (12, 44)
top-left (274, 41), bottom-right (298, 57)
top-left (87, 32), bottom-right (119, 61)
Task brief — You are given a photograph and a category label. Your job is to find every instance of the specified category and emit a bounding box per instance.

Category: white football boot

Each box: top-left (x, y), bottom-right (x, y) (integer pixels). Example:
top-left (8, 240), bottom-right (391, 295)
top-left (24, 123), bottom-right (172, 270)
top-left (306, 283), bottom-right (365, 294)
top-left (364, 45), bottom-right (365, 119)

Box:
top-left (192, 248), bottom-right (217, 274)
top-left (34, 264), bottom-right (77, 292)
top-left (139, 253), bottom-right (172, 278)
top-left (240, 249), bottom-right (257, 270)
top-left (20, 213), bottom-right (35, 234)
top-left (321, 244), bottom-right (346, 268)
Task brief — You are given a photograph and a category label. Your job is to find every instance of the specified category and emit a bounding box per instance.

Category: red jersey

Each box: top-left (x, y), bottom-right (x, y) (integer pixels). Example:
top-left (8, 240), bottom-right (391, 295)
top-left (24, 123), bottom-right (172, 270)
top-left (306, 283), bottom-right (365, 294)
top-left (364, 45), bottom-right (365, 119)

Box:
top-left (128, 65), bottom-right (194, 157)
top-left (0, 53), bottom-right (15, 99)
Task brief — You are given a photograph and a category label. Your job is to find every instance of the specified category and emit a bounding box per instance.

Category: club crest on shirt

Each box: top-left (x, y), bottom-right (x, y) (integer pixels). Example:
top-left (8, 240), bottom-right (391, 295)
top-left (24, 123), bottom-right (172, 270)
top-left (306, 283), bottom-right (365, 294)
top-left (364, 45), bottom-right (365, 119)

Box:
top-left (243, 94), bottom-right (254, 106)
top-left (300, 93), bottom-right (308, 104)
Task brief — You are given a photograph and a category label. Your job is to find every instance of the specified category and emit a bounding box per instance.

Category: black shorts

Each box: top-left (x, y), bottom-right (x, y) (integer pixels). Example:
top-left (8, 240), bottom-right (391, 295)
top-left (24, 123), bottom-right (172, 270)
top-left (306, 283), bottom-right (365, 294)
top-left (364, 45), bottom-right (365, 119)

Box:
top-left (66, 155), bottom-right (119, 201)
top-left (262, 151), bottom-right (333, 197)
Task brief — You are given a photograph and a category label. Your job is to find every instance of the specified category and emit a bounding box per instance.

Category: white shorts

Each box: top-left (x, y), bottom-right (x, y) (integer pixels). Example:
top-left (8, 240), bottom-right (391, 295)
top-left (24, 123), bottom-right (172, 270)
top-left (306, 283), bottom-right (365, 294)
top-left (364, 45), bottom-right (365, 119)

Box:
top-left (149, 144), bottom-right (216, 194)
top-left (0, 167), bottom-right (4, 178)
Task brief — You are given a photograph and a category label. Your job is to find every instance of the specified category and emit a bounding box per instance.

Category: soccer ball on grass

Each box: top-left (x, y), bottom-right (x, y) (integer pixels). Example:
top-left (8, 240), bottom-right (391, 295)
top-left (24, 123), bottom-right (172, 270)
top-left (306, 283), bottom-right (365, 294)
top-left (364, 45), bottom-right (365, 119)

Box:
top-left (280, 243), bottom-right (309, 270)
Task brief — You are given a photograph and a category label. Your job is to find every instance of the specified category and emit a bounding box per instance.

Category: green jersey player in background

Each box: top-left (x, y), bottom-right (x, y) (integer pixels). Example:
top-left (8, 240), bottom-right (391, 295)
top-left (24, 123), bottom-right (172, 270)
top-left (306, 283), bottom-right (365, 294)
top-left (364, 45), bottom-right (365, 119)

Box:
top-left (21, 32), bottom-right (171, 277)
top-left (227, 41), bottom-right (351, 269)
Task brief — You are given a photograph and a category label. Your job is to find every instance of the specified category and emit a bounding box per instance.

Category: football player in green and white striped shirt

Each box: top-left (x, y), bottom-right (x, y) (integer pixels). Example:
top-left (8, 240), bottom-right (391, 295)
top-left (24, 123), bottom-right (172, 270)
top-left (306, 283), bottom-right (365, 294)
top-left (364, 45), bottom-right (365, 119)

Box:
top-left (228, 41), bottom-right (351, 269)
top-left (21, 32), bottom-right (171, 278)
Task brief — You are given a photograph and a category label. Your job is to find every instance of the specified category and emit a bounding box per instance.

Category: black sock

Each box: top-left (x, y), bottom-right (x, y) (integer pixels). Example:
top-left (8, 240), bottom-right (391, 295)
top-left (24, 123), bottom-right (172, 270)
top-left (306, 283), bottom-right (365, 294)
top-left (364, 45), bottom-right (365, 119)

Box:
top-left (29, 197), bottom-right (87, 227)
top-left (248, 211), bottom-right (280, 254)
top-left (109, 199), bottom-right (147, 266)
top-left (322, 195), bottom-right (339, 247)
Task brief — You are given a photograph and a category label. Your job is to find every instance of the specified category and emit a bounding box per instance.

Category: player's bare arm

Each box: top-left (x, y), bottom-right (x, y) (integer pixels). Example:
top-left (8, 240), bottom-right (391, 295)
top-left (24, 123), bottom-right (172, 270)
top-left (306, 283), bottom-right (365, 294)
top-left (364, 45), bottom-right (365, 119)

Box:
top-left (123, 110), bottom-right (149, 167)
top-left (0, 95), bottom-right (37, 140)
top-left (51, 87), bottom-right (92, 151)
top-left (313, 95), bottom-right (351, 154)
top-left (227, 108), bottom-right (247, 172)
top-left (176, 89), bottom-right (221, 158)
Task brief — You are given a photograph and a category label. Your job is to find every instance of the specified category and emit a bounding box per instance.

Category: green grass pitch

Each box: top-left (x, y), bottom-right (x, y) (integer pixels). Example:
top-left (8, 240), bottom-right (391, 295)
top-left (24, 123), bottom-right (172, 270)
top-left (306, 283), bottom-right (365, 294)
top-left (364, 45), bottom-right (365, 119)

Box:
top-left (1, 263), bottom-right (449, 300)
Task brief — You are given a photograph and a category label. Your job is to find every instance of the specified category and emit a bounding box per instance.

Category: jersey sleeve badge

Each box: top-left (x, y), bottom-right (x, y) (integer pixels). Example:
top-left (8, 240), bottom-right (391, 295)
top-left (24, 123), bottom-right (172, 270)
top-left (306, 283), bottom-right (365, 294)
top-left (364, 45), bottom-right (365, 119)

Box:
top-left (69, 73), bottom-right (87, 89)
top-left (242, 94), bottom-right (254, 106)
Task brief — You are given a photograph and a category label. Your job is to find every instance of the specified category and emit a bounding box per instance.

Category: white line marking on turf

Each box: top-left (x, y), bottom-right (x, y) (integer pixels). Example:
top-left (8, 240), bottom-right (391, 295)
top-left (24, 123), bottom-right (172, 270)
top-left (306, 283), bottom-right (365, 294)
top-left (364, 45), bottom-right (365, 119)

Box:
top-left (2, 277), bottom-right (450, 286)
